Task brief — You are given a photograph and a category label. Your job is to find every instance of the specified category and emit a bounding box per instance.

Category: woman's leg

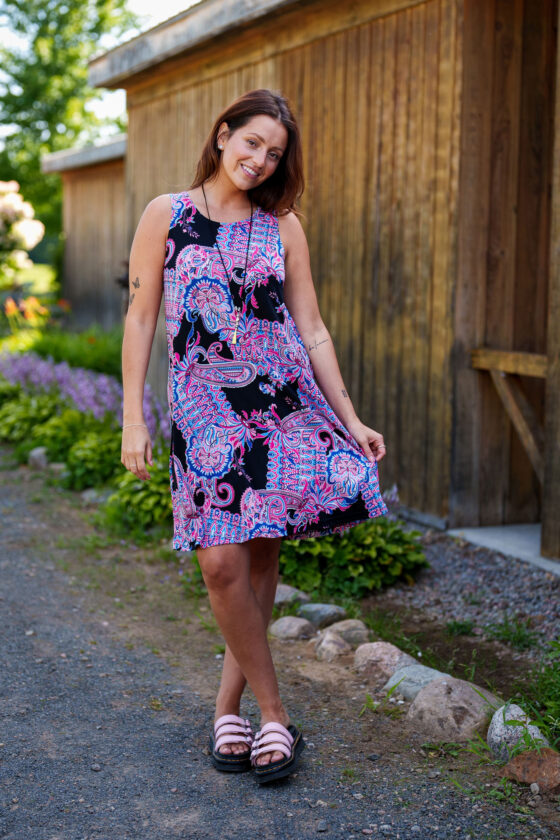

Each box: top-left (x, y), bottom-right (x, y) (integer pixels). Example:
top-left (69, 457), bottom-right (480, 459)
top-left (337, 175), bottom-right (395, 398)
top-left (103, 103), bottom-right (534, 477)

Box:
top-left (197, 537), bottom-right (287, 765)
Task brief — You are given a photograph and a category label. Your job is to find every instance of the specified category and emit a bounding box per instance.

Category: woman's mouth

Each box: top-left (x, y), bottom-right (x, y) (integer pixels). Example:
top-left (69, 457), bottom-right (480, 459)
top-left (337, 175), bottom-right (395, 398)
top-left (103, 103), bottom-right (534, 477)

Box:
top-left (240, 164), bottom-right (259, 179)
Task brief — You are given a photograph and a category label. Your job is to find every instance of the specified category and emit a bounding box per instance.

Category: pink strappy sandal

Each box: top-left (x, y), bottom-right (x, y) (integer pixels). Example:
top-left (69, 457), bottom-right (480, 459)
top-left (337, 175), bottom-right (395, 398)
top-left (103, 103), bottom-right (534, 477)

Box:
top-left (250, 722), bottom-right (305, 783)
top-left (210, 714), bottom-right (254, 773)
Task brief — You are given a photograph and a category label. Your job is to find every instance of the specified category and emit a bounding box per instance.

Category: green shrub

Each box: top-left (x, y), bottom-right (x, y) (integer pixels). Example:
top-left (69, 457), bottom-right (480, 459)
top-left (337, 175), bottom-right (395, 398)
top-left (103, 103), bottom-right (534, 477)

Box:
top-left (97, 451), bottom-right (172, 540)
top-left (63, 429), bottom-right (122, 490)
top-left (29, 325), bottom-right (123, 378)
top-left (0, 393), bottom-right (60, 443)
top-left (14, 408), bottom-right (106, 464)
top-left (279, 517), bottom-right (428, 599)
top-left (0, 378), bottom-right (21, 401)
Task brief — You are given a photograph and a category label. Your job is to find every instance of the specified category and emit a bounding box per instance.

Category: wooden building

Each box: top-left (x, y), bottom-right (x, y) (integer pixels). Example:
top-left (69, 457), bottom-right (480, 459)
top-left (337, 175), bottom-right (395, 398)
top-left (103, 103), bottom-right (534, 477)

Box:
top-left (87, 0), bottom-right (559, 557)
top-left (42, 134), bottom-right (128, 328)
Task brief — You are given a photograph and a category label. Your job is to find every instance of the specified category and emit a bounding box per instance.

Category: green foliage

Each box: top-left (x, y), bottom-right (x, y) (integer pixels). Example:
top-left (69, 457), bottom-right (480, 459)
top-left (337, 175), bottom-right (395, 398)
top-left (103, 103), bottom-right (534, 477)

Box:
top-left (279, 517), bottom-right (428, 600)
top-left (0, 392), bottom-right (60, 442)
top-left (97, 452), bottom-right (172, 540)
top-left (63, 428), bottom-right (121, 490)
top-left (483, 613), bottom-right (539, 650)
top-left (15, 407), bottom-right (104, 463)
top-left (28, 325), bottom-right (123, 378)
top-left (510, 639), bottom-right (560, 749)
top-left (0, 0), bottom-right (139, 238)
top-left (446, 618), bottom-right (475, 637)
top-left (0, 378), bottom-right (21, 401)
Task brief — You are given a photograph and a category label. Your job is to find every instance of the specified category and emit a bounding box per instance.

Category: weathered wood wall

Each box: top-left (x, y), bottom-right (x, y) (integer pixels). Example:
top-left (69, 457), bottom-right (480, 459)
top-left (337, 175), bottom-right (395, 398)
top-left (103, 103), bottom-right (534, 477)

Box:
top-left (62, 159), bottom-right (128, 328)
top-left (450, 0), bottom-right (556, 528)
top-left (125, 0), bottom-right (462, 523)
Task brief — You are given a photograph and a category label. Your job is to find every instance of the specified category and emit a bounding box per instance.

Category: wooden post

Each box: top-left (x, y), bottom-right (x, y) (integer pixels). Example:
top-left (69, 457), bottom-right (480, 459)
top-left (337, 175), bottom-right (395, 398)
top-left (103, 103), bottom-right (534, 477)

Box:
top-left (542, 0), bottom-right (560, 559)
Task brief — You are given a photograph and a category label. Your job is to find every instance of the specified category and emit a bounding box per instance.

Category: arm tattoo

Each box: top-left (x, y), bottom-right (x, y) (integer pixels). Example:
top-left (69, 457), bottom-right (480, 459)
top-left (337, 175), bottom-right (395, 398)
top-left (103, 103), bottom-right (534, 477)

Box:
top-left (128, 293), bottom-right (135, 307)
top-left (132, 276), bottom-right (140, 289)
top-left (341, 389), bottom-right (348, 398)
top-left (308, 338), bottom-right (329, 352)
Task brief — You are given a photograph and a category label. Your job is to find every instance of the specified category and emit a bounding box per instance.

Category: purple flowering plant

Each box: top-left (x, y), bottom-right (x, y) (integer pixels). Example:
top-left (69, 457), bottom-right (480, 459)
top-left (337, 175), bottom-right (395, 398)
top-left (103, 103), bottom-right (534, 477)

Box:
top-left (0, 352), bottom-right (170, 441)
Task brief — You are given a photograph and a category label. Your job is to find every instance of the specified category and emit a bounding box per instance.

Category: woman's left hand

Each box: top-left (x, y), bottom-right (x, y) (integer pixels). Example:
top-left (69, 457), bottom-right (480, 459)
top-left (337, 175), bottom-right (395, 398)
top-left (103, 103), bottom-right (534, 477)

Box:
top-left (346, 419), bottom-right (387, 464)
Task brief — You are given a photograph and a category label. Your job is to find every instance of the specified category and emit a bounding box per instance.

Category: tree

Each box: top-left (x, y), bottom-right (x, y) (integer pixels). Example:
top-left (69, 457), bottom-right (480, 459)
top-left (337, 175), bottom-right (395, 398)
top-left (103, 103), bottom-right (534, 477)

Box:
top-left (0, 0), bottom-right (139, 246)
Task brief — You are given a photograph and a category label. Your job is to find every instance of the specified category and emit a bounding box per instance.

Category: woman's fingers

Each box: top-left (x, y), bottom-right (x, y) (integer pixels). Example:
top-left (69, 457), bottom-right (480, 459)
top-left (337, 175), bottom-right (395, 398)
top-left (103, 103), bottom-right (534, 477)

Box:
top-left (121, 429), bottom-right (152, 480)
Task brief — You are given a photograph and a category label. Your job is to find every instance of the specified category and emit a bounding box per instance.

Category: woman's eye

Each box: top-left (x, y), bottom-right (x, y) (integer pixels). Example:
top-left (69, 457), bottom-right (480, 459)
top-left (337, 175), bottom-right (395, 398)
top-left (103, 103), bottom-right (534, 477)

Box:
top-left (247, 139), bottom-right (256, 146)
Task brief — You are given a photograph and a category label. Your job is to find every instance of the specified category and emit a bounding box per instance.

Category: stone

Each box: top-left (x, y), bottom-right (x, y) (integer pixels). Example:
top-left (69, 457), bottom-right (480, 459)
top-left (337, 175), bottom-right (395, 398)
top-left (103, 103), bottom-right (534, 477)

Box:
top-left (274, 582), bottom-right (310, 606)
top-left (316, 820), bottom-right (328, 832)
top-left (354, 642), bottom-right (416, 684)
top-left (314, 629), bottom-right (352, 662)
top-left (503, 747), bottom-right (560, 793)
top-left (48, 462), bottom-right (66, 476)
top-left (406, 676), bottom-right (502, 742)
top-left (28, 446), bottom-right (48, 470)
top-left (326, 618), bottom-right (369, 647)
top-left (487, 703), bottom-right (550, 762)
top-left (269, 616), bottom-right (315, 640)
top-left (383, 664), bottom-right (450, 701)
top-left (297, 602), bottom-right (346, 629)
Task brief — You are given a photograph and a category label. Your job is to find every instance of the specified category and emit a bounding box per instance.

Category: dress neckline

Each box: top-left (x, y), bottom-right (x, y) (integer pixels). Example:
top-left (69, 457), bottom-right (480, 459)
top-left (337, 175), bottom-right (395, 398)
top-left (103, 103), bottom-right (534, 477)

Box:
top-left (184, 190), bottom-right (258, 226)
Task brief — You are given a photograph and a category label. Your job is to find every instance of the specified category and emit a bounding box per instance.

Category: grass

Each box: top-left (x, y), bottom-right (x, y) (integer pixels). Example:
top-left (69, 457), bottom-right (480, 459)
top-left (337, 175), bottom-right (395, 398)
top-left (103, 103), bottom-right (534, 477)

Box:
top-left (483, 614), bottom-right (539, 651)
top-left (446, 618), bottom-right (475, 636)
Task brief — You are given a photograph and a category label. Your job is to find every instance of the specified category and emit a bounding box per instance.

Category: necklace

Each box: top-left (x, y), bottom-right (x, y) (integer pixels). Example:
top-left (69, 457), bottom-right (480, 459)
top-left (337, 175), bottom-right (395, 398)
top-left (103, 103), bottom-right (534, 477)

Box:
top-left (201, 181), bottom-right (253, 345)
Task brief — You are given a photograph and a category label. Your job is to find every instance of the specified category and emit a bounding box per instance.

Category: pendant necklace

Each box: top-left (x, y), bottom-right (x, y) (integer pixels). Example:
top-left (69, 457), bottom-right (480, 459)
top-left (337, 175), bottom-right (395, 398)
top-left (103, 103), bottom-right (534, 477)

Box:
top-left (201, 181), bottom-right (254, 345)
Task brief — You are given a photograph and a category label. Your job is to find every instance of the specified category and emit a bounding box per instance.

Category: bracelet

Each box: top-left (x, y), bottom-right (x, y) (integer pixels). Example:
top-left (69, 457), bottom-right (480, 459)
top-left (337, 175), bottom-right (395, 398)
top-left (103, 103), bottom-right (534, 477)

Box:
top-left (122, 423), bottom-right (148, 430)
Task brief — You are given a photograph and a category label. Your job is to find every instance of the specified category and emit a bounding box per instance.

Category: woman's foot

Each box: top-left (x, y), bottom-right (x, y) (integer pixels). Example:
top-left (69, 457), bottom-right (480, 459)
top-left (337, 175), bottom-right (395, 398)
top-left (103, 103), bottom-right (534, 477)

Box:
top-left (210, 714), bottom-right (254, 773)
top-left (254, 710), bottom-right (291, 766)
top-left (213, 709), bottom-right (252, 757)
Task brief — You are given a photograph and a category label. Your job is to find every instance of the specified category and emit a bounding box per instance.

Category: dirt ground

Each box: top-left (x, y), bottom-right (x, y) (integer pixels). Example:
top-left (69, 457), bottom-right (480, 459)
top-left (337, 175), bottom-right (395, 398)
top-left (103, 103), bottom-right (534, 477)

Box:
top-left (1, 451), bottom-right (559, 839)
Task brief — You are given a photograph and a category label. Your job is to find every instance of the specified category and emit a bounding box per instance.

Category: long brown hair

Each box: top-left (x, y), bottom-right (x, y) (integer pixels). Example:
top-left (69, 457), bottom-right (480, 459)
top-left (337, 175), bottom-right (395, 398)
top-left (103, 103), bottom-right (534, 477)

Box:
top-left (190, 89), bottom-right (304, 217)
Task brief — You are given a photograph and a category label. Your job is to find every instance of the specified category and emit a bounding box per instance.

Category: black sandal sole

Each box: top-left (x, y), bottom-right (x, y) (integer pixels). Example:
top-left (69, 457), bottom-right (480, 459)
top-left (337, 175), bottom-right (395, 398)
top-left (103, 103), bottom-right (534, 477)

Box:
top-left (253, 726), bottom-right (306, 784)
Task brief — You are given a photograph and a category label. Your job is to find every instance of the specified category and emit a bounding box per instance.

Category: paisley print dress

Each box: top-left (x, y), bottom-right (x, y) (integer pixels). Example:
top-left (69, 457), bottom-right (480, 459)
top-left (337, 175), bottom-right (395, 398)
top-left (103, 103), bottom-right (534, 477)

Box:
top-left (164, 191), bottom-right (388, 550)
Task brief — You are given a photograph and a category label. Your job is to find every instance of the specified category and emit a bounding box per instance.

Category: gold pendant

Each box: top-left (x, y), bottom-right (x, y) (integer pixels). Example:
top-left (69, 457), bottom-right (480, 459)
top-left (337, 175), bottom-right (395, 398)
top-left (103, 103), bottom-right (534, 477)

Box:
top-left (232, 308), bottom-right (240, 345)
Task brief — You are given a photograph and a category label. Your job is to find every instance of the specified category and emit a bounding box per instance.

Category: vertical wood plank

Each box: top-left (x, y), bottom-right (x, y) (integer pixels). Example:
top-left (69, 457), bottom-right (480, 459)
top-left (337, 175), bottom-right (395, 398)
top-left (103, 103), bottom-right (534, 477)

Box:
top-left (542, 0), bottom-right (560, 558)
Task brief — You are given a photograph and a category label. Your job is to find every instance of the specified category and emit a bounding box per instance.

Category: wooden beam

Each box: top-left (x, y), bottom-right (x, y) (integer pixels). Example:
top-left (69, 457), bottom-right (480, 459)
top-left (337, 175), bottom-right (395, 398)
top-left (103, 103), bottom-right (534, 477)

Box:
top-left (471, 348), bottom-right (547, 378)
top-left (542, 0), bottom-right (560, 559)
top-left (489, 370), bottom-right (544, 484)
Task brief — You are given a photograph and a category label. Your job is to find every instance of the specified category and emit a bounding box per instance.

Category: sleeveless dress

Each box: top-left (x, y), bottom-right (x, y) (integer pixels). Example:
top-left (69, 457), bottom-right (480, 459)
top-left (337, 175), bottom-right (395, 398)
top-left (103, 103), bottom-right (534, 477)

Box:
top-left (164, 191), bottom-right (388, 551)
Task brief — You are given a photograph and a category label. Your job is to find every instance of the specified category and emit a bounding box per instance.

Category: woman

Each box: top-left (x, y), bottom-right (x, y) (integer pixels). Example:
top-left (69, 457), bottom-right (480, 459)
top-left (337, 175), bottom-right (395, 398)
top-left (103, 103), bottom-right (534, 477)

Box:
top-left (121, 88), bottom-right (388, 784)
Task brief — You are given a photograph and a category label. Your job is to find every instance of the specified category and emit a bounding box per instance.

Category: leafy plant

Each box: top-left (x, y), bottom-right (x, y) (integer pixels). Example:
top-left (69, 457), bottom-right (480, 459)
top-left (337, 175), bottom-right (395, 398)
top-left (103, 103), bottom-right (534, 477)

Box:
top-left (15, 407), bottom-right (105, 464)
top-left (97, 451), bottom-right (172, 540)
top-left (63, 429), bottom-right (122, 490)
top-left (279, 517), bottom-right (428, 600)
top-left (446, 618), bottom-right (475, 637)
top-left (29, 325), bottom-right (123, 378)
top-left (0, 392), bottom-right (60, 442)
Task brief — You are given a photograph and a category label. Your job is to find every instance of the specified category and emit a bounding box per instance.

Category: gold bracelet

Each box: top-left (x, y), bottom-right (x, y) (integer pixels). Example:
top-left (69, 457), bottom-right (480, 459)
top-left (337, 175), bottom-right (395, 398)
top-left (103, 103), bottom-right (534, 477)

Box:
top-left (122, 423), bottom-right (148, 429)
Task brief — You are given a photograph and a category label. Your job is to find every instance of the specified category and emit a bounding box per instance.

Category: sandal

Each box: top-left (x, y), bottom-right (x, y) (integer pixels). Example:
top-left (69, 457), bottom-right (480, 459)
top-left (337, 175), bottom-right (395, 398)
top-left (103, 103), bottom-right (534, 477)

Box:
top-left (209, 714), bottom-right (254, 773)
top-left (250, 722), bottom-right (305, 784)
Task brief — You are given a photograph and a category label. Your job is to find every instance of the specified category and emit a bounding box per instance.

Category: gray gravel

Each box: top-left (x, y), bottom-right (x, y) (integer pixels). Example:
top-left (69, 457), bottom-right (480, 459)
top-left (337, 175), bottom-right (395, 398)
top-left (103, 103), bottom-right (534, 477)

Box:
top-left (382, 526), bottom-right (560, 651)
top-left (0, 469), bottom-right (558, 839)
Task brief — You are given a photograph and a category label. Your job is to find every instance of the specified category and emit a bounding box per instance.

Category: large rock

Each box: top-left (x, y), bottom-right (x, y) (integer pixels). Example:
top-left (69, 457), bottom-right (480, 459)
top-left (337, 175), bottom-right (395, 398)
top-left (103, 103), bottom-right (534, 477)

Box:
top-left (28, 446), bottom-right (48, 470)
top-left (406, 676), bottom-right (501, 742)
top-left (326, 619), bottom-right (369, 647)
top-left (383, 664), bottom-right (450, 701)
top-left (297, 602), bottom-right (346, 629)
top-left (354, 642), bottom-right (417, 684)
top-left (274, 582), bottom-right (310, 606)
top-left (269, 616), bottom-right (315, 640)
top-left (315, 629), bottom-right (352, 662)
top-left (487, 703), bottom-right (550, 762)
top-left (503, 747), bottom-right (560, 793)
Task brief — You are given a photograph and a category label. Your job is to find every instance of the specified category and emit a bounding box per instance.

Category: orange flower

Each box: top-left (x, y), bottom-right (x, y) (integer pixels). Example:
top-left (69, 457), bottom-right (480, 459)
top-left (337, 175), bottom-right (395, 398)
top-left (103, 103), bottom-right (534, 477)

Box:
top-left (4, 297), bottom-right (18, 317)
top-left (57, 298), bottom-right (72, 312)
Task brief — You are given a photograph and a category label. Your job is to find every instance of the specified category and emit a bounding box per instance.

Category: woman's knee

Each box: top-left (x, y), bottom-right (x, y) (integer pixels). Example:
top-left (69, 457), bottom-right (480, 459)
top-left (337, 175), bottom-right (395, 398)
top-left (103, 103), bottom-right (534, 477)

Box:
top-left (197, 544), bottom-right (248, 592)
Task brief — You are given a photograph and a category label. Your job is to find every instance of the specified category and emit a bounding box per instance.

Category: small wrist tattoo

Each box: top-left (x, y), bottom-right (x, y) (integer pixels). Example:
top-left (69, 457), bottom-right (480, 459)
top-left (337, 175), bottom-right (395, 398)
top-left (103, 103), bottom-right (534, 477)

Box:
top-left (341, 389), bottom-right (348, 398)
top-left (128, 293), bottom-right (135, 307)
top-left (308, 338), bottom-right (329, 352)
top-left (132, 276), bottom-right (140, 289)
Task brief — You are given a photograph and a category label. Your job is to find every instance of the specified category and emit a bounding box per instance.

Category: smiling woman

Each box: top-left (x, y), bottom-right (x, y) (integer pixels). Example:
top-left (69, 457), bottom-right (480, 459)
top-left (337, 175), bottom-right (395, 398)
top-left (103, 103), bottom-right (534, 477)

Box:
top-left (119, 88), bottom-right (388, 784)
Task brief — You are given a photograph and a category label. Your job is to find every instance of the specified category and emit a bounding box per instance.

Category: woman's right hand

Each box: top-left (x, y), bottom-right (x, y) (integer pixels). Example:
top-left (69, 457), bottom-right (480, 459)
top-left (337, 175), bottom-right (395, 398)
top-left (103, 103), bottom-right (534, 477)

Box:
top-left (121, 425), bottom-right (153, 480)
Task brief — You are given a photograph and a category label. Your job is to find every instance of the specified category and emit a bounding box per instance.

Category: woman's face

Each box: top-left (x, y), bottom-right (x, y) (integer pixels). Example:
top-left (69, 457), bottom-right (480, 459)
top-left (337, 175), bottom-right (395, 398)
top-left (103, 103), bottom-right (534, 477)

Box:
top-left (217, 114), bottom-right (288, 191)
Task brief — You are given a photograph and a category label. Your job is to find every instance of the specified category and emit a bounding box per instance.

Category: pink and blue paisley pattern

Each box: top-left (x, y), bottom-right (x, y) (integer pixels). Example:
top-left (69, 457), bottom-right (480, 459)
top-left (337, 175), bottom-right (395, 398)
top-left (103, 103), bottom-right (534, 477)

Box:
top-left (164, 192), bottom-right (388, 550)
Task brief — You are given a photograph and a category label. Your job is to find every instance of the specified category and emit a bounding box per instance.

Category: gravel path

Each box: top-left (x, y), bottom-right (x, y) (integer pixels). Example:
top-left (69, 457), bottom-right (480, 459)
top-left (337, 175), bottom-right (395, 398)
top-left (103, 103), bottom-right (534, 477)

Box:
top-left (1, 470), bottom-right (558, 839)
top-left (382, 525), bottom-right (560, 650)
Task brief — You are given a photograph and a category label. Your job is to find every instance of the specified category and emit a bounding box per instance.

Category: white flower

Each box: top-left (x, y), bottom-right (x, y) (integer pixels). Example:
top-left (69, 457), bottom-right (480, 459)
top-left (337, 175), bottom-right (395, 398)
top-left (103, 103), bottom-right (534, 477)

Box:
top-left (12, 218), bottom-right (44, 250)
top-left (11, 249), bottom-right (32, 269)
top-left (0, 180), bottom-right (20, 196)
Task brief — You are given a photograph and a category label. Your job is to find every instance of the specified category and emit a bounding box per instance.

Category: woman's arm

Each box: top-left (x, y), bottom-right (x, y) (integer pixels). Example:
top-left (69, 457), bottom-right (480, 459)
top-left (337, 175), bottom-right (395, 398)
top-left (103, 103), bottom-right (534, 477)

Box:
top-left (278, 211), bottom-right (386, 465)
top-left (121, 193), bottom-right (171, 480)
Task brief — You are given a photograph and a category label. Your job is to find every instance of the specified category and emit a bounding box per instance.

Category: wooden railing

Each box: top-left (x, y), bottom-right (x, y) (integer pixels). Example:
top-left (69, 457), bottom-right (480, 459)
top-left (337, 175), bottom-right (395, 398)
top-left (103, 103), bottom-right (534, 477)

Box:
top-left (470, 349), bottom-right (547, 485)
